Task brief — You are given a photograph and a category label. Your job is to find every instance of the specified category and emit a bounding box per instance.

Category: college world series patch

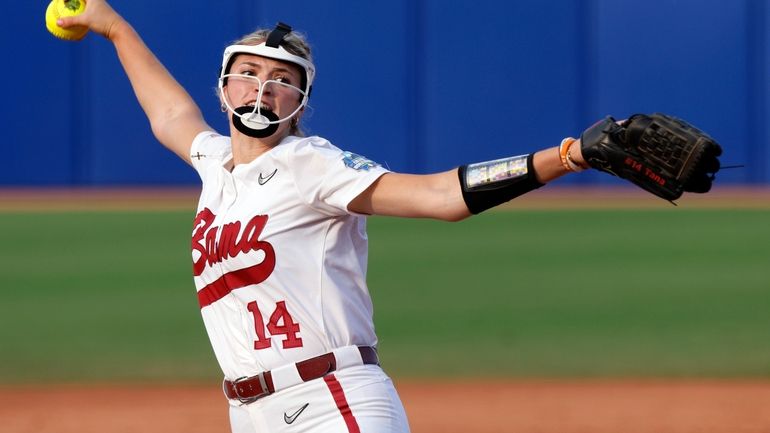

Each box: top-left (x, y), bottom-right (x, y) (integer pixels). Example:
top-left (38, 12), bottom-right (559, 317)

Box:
top-left (342, 151), bottom-right (380, 171)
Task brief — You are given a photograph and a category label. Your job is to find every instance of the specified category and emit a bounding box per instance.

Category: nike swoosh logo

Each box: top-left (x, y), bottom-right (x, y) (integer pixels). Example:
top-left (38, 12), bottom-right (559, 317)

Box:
top-left (284, 403), bottom-right (309, 424)
top-left (258, 168), bottom-right (278, 185)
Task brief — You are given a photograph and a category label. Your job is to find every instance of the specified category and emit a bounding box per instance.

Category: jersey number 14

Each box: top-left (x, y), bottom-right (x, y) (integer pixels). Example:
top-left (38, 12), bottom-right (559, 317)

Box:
top-left (247, 300), bottom-right (303, 350)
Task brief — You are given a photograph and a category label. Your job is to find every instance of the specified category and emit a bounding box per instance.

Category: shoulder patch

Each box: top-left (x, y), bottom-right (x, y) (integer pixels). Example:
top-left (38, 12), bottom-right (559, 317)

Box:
top-left (341, 151), bottom-right (380, 171)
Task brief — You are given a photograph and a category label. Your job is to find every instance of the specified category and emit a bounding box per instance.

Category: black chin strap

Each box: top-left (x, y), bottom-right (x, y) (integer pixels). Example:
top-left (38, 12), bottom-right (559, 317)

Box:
top-left (266, 22), bottom-right (292, 47)
top-left (232, 106), bottom-right (280, 138)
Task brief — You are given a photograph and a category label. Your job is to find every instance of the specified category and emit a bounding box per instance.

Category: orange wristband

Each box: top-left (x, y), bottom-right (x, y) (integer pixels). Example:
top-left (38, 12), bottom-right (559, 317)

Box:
top-left (559, 137), bottom-right (585, 172)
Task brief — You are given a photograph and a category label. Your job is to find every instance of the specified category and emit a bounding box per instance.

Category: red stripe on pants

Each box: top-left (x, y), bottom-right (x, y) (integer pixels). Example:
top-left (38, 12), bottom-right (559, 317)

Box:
top-left (323, 374), bottom-right (360, 433)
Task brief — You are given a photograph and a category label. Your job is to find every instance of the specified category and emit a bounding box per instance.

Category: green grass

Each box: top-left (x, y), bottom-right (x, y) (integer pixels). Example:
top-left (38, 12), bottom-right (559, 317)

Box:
top-left (368, 210), bottom-right (770, 378)
top-left (0, 211), bottom-right (215, 383)
top-left (1, 209), bottom-right (769, 383)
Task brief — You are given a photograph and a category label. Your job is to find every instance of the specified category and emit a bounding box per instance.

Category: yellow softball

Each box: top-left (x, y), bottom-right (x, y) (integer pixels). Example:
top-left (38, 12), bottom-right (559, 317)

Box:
top-left (46, 0), bottom-right (88, 41)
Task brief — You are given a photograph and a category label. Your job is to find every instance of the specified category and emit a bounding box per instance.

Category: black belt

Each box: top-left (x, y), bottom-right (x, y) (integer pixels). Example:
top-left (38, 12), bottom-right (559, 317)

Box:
top-left (223, 346), bottom-right (379, 404)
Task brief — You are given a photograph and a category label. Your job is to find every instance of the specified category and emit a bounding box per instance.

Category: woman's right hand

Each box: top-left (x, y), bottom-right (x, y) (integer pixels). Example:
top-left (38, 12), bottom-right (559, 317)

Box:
top-left (56, 0), bottom-right (124, 40)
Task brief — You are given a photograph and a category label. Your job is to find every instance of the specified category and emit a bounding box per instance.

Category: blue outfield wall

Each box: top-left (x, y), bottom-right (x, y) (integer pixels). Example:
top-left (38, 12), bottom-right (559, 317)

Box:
top-left (3, 0), bottom-right (767, 186)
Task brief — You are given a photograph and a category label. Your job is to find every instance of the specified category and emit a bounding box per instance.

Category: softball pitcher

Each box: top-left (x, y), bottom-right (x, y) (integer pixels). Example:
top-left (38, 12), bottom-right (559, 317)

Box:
top-left (56, 1), bottom-right (721, 432)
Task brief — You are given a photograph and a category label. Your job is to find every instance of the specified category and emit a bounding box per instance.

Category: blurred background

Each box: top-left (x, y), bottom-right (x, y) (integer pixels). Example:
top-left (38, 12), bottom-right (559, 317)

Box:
top-left (1, 0), bottom-right (769, 387)
top-left (2, 0), bottom-right (768, 187)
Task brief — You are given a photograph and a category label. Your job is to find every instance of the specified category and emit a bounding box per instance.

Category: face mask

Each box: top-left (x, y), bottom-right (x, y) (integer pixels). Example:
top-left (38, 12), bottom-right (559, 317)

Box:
top-left (218, 23), bottom-right (315, 138)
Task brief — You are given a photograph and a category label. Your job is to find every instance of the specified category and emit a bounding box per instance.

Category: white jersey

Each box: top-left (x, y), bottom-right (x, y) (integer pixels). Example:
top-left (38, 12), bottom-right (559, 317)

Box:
top-left (189, 131), bottom-right (389, 380)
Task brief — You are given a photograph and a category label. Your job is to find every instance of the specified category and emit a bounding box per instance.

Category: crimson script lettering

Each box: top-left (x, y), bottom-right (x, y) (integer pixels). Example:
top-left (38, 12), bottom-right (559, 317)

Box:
top-left (192, 208), bottom-right (276, 307)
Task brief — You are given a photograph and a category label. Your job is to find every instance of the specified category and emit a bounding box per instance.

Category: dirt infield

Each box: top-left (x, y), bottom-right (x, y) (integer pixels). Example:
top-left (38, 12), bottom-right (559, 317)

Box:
top-left (1, 185), bottom-right (769, 211)
top-left (3, 380), bottom-right (770, 433)
top-left (0, 187), bottom-right (200, 212)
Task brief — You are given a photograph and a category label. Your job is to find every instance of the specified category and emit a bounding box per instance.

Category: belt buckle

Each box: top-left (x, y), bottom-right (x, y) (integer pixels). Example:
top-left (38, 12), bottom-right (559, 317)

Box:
top-left (232, 373), bottom-right (270, 404)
